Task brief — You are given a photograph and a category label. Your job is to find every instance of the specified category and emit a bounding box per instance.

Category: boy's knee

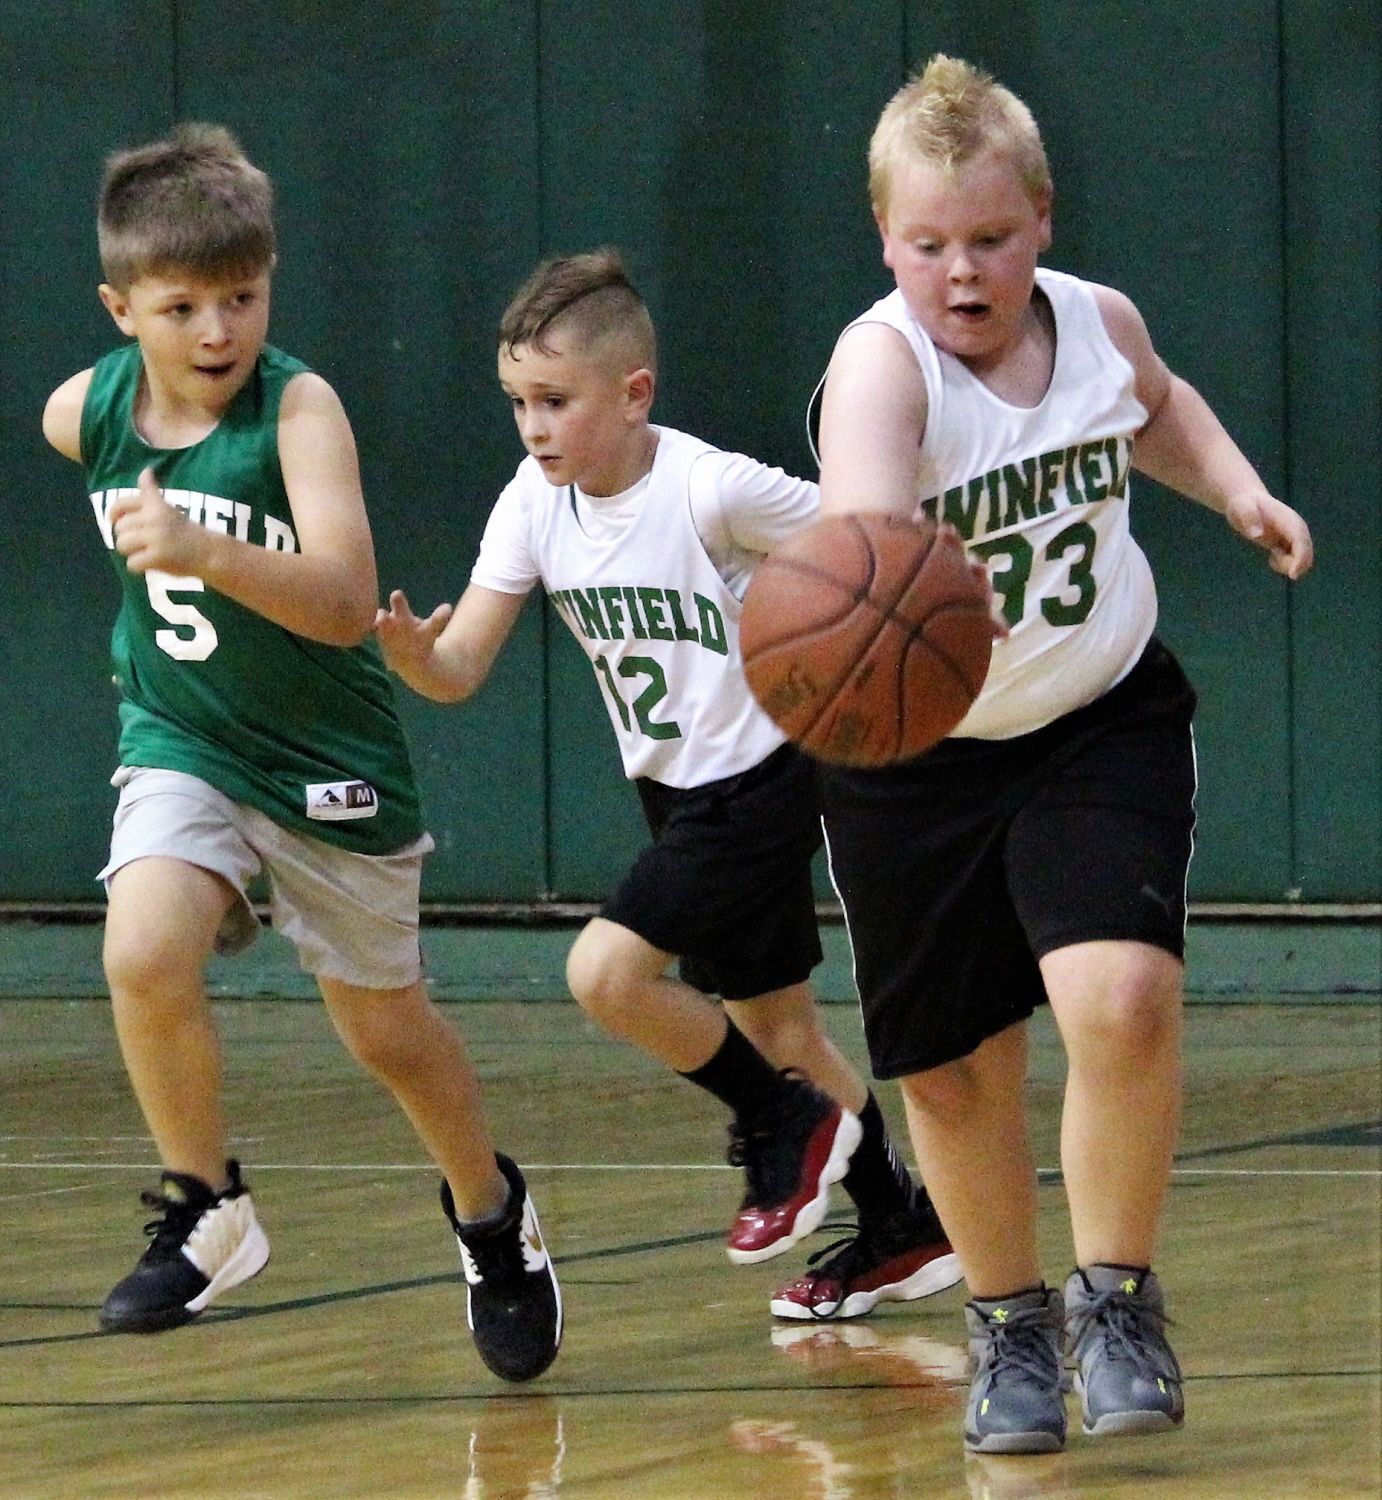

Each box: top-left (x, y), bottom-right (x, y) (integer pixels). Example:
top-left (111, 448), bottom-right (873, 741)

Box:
top-left (900, 1054), bottom-right (987, 1121)
top-left (565, 943), bottom-right (622, 1020)
top-left (1080, 997), bottom-right (1179, 1077)
top-left (103, 926), bottom-right (197, 1002)
top-left (1062, 957), bottom-right (1183, 1059)
top-left (565, 925), bottom-right (648, 1028)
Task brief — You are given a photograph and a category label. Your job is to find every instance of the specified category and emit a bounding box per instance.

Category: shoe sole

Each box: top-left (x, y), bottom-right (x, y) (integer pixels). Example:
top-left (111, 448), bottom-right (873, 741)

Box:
top-left (726, 1109), bottom-right (863, 1266)
top-left (963, 1429), bottom-right (1066, 1455)
top-left (99, 1223), bottom-right (271, 1334)
top-left (1075, 1372), bottom-right (1183, 1437)
top-left (1083, 1409), bottom-right (1183, 1437)
top-left (770, 1247), bottom-right (964, 1319)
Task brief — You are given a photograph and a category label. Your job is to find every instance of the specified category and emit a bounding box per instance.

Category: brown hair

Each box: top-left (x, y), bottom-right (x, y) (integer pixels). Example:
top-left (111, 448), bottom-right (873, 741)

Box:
top-left (498, 248), bottom-right (656, 372)
top-left (98, 122), bottom-right (275, 291)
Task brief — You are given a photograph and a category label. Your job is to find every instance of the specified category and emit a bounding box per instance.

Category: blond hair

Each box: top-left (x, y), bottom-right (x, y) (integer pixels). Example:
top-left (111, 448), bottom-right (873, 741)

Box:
top-left (868, 55), bottom-right (1051, 218)
top-left (499, 248), bottom-right (656, 373)
top-left (98, 123), bottom-right (275, 291)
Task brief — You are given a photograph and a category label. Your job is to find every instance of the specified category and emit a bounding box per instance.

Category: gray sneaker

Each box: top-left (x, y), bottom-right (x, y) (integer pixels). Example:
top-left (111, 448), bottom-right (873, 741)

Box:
top-left (963, 1286), bottom-right (1067, 1454)
top-left (1064, 1266), bottom-right (1184, 1436)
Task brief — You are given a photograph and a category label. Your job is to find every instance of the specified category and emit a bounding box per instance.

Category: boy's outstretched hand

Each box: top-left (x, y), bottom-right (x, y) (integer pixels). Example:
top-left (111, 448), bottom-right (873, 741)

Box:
top-left (374, 588), bottom-right (454, 675)
top-left (110, 467), bottom-right (204, 576)
top-left (1224, 492), bottom-right (1314, 580)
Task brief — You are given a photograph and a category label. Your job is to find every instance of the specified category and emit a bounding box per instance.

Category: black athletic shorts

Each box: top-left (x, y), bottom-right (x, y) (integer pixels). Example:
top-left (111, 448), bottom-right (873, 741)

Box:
top-left (820, 638), bottom-right (1198, 1079)
top-left (601, 743), bottom-right (824, 1001)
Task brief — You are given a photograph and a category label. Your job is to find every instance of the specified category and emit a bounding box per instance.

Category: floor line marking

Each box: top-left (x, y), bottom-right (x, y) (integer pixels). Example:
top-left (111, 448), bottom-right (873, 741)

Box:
top-left (0, 1183), bottom-right (101, 1204)
top-left (0, 1367), bottom-right (1376, 1409)
top-left (0, 1159), bottom-right (1376, 1179)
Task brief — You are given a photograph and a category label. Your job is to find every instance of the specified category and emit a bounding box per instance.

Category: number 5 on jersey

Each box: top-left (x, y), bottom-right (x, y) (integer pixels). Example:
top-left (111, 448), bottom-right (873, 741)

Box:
top-left (146, 571), bottom-right (218, 661)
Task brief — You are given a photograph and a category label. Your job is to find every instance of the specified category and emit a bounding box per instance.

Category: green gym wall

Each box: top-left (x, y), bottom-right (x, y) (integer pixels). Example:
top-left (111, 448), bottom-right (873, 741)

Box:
top-left (2, 1), bottom-right (1377, 909)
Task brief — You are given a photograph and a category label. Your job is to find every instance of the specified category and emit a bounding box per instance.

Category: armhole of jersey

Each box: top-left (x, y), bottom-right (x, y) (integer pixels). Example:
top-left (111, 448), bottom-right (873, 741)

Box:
top-left (685, 450), bottom-right (728, 569)
top-left (1068, 276), bottom-right (1149, 425)
top-left (78, 358), bottom-right (115, 474)
top-left (805, 368), bottom-right (826, 469)
top-left (77, 378), bottom-right (97, 472)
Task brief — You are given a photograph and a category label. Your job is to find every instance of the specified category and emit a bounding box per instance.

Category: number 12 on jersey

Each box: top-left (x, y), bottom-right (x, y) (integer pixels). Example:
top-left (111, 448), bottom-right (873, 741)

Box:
top-left (593, 654), bottom-right (683, 741)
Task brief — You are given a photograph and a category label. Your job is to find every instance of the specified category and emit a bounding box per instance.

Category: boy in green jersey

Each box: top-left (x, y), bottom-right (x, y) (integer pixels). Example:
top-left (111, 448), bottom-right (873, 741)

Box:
top-left (42, 124), bottom-right (560, 1381)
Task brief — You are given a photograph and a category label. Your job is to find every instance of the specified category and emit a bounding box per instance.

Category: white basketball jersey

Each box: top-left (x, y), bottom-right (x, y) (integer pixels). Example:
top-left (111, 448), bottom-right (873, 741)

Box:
top-left (852, 268), bottom-right (1158, 738)
top-left (472, 426), bottom-right (802, 785)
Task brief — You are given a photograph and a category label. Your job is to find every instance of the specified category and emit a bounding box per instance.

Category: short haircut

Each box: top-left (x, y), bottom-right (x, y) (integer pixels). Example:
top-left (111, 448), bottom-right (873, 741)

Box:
top-left (498, 248), bottom-right (656, 374)
top-left (98, 122), bottom-right (275, 291)
top-left (869, 54), bottom-right (1051, 219)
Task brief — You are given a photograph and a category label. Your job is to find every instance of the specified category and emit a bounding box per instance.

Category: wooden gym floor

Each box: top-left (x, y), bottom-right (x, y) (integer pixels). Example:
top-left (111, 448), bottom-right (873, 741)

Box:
top-left (0, 993), bottom-right (1377, 1499)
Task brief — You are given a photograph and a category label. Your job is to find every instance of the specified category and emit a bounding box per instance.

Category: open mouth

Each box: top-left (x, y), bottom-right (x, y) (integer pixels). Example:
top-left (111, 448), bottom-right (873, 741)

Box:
top-left (195, 361), bottom-right (236, 378)
top-left (949, 301), bottom-right (990, 321)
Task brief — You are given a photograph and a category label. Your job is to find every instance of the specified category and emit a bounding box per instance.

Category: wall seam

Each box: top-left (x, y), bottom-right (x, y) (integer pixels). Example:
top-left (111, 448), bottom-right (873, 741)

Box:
top-left (1276, 0), bottom-right (1300, 897)
top-left (534, 0), bottom-right (557, 897)
top-left (170, 0), bottom-right (182, 116)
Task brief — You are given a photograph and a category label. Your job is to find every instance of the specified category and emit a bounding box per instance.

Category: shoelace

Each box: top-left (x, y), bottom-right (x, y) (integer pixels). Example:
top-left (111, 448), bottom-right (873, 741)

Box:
top-left (137, 1191), bottom-right (205, 1262)
top-left (792, 1223), bottom-right (881, 1319)
top-left (800, 1222), bottom-right (876, 1282)
top-left (1068, 1289), bottom-right (1182, 1381)
top-left (800, 1208), bottom-right (934, 1279)
top-left (463, 1219), bottom-right (527, 1301)
top-left (981, 1306), bottom-right (1063, 1388)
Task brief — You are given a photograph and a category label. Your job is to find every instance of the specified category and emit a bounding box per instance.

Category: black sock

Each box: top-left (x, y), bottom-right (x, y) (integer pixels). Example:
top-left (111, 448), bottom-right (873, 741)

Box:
top-left (679, 1019), bottom-right (783, 1117)
top-left (842, 1092), bottom-right (919, 1222)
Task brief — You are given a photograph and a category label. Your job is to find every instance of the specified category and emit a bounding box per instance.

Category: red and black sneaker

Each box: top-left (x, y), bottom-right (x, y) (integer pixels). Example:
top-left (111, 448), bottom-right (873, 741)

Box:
top-left (725, 1073), bottom-right (861, 1265)
top-left (770, 1204), bottom-right (962, 1319)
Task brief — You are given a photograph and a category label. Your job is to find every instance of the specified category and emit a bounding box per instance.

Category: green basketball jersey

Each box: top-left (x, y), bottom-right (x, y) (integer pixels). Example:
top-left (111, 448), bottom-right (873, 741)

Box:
top-left (81, 342), bottom-right (424, 853)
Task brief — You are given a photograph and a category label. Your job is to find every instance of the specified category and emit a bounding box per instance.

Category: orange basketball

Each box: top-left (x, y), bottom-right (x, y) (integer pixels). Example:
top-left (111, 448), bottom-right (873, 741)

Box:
top-left (740, 513), bottom-right (993, 767)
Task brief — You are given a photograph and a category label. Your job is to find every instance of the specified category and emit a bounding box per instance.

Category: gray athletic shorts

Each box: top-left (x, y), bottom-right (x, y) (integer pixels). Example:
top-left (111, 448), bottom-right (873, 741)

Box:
top-left (99, 766), bottom-right (433, 991)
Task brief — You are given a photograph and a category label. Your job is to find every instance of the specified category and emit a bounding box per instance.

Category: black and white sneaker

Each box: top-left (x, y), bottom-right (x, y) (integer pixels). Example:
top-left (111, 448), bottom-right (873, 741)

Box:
top-left (442, 1154), bottom-right (562, 1383)
top-left (99, 1159), bottom-right (270, 1333)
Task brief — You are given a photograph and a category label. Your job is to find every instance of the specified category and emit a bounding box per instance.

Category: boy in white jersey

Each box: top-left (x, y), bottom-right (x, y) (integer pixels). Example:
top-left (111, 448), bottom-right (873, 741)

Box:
top-left (377, 250), bottom-right (960, 1314)
top-left (42, 125), bottom-right (560, 1381)
top-left (811, 58), bottom-right (1312, 1454)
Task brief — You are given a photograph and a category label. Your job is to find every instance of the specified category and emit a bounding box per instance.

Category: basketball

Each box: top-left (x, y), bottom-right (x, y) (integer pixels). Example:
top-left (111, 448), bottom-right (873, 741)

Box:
top-left (740, 513), bottom-right (993, 767)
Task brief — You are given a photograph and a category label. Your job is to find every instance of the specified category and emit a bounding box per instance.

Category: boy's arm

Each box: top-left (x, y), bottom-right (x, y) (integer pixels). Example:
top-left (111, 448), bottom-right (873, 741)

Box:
top-left (817, 323), bottom-right (930, 519)
top-left (375, 583), bottom-right (527, 704)
top-left (42, 369), bottom-right (94, 461)
top-left (1094, 285), bottom-right (1314, 580)
top-left (107, 372), bottom-right (380, 645)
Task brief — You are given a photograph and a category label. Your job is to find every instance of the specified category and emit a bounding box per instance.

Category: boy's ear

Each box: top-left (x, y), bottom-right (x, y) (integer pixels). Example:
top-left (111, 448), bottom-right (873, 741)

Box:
top-left (98, 283), bottom-right (136, 336)
top-left (874, 210), bottom-right (897, 271)
top-left (1034, 187), bottom-right (1054, 252)
top-left (625, 366), bottom-right (655, 418)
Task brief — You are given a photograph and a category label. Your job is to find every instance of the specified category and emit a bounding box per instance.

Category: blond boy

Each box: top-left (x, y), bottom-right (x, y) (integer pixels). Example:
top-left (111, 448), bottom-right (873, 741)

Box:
top-left (812, 57), bottom-right (1311, 1453)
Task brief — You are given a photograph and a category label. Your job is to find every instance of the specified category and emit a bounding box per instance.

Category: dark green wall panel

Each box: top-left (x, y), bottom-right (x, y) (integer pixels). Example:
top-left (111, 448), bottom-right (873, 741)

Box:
top-left (2, 3), bottom-right (175, 901)
top-left (1282, 0), bottom-right (1381, 899)
top-left (3, 3), bottom-right (1378, 907)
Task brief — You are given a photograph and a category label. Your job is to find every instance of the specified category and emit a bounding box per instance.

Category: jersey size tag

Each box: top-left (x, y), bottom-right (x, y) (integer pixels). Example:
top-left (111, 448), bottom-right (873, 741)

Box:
top-left (305, 780), bottom-right (379, 821)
